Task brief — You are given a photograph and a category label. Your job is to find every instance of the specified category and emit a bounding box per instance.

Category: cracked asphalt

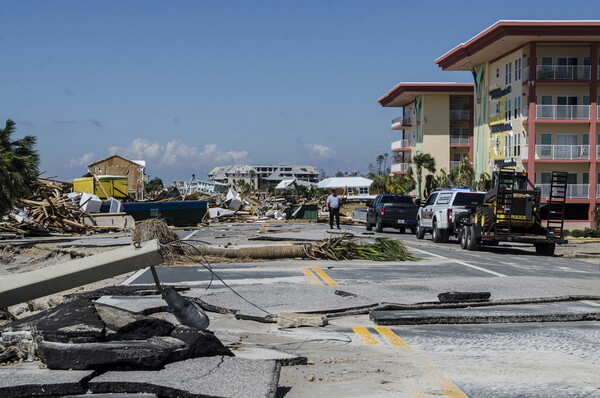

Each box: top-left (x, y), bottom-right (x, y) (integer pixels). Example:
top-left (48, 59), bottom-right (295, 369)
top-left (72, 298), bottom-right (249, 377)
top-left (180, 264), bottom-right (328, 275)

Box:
top-left (123, 221), bottom-right (600, 397)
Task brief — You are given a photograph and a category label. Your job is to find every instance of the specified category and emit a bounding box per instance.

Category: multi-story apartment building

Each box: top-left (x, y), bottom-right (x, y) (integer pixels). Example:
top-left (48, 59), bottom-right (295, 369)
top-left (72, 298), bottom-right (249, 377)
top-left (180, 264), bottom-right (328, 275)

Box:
top-left (436, 20), bottom-right (600, 227)
top-left (208, 164), bottom-right (319, 188)
top-left (377, 83), bottom-right (474, 175)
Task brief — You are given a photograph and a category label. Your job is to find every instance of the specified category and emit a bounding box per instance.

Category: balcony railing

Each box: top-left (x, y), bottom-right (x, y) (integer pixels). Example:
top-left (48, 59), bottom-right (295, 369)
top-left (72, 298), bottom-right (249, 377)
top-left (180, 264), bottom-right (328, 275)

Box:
top-left (450, 136), bottom-right (470, 146)
top-left (391, 116), bottom-right (412, 128)
top-left (536, 184), bottom-right (590, 199)
top-left (536, 65), bottom-right (591, 80)
top-left (536, 105), bottom-right (590, 120)
top-left (533, 145), bottom-right (590, 160)
top-left (523, 66), bottom-right (530, 81)
top-left (391, 140), bottom-right (415, 151)
top-left (391, 163), bottom-right (410, 173)
top-left (450, 110), bottom-right (470, 120)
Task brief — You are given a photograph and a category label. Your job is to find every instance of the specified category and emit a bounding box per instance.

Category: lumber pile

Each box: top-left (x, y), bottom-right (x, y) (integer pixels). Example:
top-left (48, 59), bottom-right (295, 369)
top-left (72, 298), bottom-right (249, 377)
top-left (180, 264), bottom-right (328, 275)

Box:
top-left (2, 178), bottom-right (118, 235)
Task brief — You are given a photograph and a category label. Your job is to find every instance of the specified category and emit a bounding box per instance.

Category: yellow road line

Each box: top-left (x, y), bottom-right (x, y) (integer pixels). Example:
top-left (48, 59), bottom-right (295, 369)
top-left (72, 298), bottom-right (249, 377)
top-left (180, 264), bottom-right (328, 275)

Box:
top-left (311, 266), bottom-right (339, 286)
top-left (351, 327), bottom-right (380, 345)
top-left (374, 327), bottom-right (469, 398)
top-left (301, 268), bottom-right (323, 285)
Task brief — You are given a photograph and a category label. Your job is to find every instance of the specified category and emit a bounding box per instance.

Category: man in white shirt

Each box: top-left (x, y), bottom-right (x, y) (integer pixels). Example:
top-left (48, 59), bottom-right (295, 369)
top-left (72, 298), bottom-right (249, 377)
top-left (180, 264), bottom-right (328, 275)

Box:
top-left (326, 189), bottom-right (341, 229)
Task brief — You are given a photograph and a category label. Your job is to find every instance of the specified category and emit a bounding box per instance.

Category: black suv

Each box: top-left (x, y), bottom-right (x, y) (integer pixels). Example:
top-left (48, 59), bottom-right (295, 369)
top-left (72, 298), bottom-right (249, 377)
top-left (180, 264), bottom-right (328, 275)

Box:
top-left (366, 194), bottom-right (418, 233)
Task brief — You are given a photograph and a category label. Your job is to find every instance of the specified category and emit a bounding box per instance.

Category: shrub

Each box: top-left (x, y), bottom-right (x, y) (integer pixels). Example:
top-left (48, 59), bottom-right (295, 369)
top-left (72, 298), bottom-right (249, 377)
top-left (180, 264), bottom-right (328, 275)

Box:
top-left (570, 229), bottom-right (585, 238)
top-left (562, 229), bottom-right (570, 237)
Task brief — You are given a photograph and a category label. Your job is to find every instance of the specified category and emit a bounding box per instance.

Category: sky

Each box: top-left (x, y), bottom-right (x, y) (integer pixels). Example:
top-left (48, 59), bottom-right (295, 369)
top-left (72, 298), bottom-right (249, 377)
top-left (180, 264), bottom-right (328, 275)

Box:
top-left (1, 1), bottom-right (596, 184)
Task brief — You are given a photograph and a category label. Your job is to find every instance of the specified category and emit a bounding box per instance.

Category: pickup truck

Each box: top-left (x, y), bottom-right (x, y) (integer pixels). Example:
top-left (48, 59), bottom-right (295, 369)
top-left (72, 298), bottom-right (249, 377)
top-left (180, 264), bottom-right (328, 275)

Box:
top-left (416, 189), bottom-right (486, 242)
top-left (366, 194), bottom-right (418, 233)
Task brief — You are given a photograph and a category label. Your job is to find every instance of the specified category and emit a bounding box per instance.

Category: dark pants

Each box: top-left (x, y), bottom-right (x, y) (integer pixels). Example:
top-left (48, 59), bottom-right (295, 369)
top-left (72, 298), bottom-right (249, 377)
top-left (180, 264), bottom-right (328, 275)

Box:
top-left (329, 207), bottom-right (340, 228)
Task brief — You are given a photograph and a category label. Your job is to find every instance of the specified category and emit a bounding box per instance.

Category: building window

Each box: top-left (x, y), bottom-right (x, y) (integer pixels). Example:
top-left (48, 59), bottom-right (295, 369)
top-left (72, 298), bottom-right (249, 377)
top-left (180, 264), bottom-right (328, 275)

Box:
top-left (505, 63), bottom-right (512, 85)
top-left (359, 187), bottom-right (368, 195)
top-left (496, 68), bottom-right (500, 78)
top-left (514, 96), bottom-right (521, 118)
top-left (513, 133), bottom-right (521, 157)
top-left (505, 99), bottom-right (512, 120)
top-left (515, 58), bottom-right (521, 81)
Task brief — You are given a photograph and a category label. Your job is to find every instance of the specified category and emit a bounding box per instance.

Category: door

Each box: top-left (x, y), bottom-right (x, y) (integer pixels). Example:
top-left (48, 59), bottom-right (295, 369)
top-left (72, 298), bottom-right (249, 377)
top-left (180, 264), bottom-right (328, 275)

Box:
top-left (557, 57), bottom-right (577, 79)
top-left (420, 193), bottom-right (438, 228)
top-left (556, 135), bottom-right (578, 159)
top-left (538, 133), bottom-right (552, 158)
top-left (540, 56), bottom-right (553, 79)
top-left (556, 96), bottom-right (577, 118)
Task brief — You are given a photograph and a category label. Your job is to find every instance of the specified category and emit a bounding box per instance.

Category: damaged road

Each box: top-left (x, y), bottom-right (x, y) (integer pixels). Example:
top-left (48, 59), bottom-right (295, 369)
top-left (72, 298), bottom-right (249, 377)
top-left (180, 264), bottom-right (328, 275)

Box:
top-left (1, 222), bottom-right (600, 397)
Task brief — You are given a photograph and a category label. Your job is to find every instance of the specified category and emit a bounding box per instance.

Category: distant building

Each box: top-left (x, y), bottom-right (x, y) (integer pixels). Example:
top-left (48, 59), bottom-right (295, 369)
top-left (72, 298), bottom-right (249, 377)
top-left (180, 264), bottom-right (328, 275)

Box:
top-left (317, 177), bottom-right (374, 198)
top-left (208, 165), bottom-right (320, 188)
top-left (87, 154), bottom-right (147, 200)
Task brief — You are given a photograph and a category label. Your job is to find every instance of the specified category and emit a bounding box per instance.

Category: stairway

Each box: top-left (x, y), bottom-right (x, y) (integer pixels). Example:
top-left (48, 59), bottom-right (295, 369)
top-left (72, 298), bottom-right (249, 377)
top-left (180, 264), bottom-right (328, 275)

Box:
top-left (546, 171), bottom-right (568, 239)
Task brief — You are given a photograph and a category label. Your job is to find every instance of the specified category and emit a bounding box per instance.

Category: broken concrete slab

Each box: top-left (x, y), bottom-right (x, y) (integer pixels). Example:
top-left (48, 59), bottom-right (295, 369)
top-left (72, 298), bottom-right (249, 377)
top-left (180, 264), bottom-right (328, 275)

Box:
top-left (276, 312), bottom-right (328, 328)
top-left (370, 301), bottom-right (600, 325)
top-left (232, 346), bottom-right (307, 366)
top-left (185, 283), bottom-right (378, 322)
top-left (95, 295), bottom-right (168, 315)
top-left (37, 336), bottom-right (187, 370)
top-left (169, 325), bottom-right (233, 360)
top-left (0, 362), bottom-right (94, 397)
top-left (2, 297), bottom-right (105, 343)
top-left (95, 302), bottom-right (174, 341)
top-left (437, 291), bottom-right (491, 303)
top-left (89, 356), bottom-right (281, 398)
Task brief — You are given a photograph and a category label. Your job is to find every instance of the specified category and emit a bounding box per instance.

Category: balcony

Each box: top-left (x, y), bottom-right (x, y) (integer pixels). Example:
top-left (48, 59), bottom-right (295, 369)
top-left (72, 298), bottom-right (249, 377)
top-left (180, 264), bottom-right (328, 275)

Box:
top-left (536, 65), bottom-right (591, 80)
top-left (536, 184), bottom-right (589, 199)
top-left (536, 105), bottom-right (590, 120)
top-left (391, 163), bottom-right (410, 173)
top-left (597, 145), bottom-right (600, 159)
top-left (450, 110), bottom-right (470, 120)
top-left (597, 184), bottom-right (600, 198)
top-left (532, 145), bottom-right (590, 160)
top-left (391, 139), bottom-right (414, 151)
top-left (450, 136), bottom-right (470, 146)
top-left (391, 116), bottom-right (412, 129)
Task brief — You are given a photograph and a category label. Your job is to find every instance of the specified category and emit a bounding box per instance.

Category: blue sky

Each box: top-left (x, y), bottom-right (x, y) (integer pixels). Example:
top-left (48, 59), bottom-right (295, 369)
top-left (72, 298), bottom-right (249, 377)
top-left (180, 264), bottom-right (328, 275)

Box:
top-left (1, 1), bottom-right (595, 183)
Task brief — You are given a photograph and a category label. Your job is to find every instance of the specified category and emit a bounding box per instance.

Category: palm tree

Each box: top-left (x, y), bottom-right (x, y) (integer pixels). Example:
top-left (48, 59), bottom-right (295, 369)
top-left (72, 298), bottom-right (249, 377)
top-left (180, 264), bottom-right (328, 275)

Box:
top-left (410, 152), bottom-right (436, 199)
top-left (375, 155), bottom-right (384, 175)
top-left (450, 156), bottom-right (475, 188)
top-left (383, 153), bottom-right (389, 174)
top-left (0, 120), bottom-right (39, 216)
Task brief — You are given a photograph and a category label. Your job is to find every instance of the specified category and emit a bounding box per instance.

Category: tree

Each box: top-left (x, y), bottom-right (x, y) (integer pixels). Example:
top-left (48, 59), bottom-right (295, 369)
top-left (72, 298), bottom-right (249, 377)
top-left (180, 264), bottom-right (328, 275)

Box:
top-left (450, 156), bottom-right (475, 188)
top-left (0, 120), bottom-right (39, 216)
top-left (145, 177), bottom-right (164, 198)
top-left (383, 153), bottom-right (389, 174)
top-left (410, 152), bottom-right (436, 199)
top-left (335, 170), bottom-right (344, 177)
top-left (375, 154), bottom-right (384, 175)
top-left (249, 169), bottom-right (256, 192)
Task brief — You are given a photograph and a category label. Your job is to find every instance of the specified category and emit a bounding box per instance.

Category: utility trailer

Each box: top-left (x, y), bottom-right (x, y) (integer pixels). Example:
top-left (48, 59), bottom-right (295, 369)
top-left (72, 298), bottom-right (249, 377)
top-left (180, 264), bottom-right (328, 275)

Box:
top-left (459, 169), bottom-right (567, 256)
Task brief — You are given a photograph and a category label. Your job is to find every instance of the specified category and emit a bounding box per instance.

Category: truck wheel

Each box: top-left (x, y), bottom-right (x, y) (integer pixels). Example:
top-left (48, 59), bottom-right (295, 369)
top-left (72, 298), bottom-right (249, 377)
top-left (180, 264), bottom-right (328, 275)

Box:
top-left (375, 218), bottom-right (383, 233)
top-left (432, 221), bottom-right (442, 243)
top-left (482, 206), bottom-right (495, 232)
top-left (416, 221), bottom-right (425, 240)
top-left (535, 242), bottom-right (555, 256)
top-left (399, 227), bottom-right (406, 234)
top-left (460, 226), bottom-right (468, 249)
top-left (410, 227), bottom-right (417, 234)
top-left (366, 222), bottom-right (372, 231)
top-left (466, 224), bottom-right (479, 251)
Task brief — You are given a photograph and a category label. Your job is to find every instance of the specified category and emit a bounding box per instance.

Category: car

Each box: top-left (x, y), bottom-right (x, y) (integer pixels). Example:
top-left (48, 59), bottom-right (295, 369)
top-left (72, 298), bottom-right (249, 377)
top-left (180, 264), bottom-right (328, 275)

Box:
top-left (366, 194), bottom-right (418, 233)
top-left (416, 189), bottom-right (486, 242)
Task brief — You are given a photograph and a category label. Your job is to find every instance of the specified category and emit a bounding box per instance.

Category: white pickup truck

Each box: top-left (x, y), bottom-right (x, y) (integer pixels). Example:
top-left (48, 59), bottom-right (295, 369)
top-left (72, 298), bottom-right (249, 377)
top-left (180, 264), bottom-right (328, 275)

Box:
top-left (415, 189), bottom-right (486, 243)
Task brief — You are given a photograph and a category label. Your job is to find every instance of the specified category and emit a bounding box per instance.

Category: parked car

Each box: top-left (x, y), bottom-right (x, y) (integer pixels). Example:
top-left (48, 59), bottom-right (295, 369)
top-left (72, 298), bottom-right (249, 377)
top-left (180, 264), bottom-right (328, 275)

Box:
top-left (366, 194), bottom-right (418, 233)
top-left (416, 189), bottom-right (486, 242)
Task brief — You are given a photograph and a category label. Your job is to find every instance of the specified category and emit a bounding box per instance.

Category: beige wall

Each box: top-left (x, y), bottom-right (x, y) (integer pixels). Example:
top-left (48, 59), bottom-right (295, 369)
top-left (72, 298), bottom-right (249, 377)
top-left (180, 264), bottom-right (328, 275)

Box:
top-left (422, 94), bottom-right (451, 170)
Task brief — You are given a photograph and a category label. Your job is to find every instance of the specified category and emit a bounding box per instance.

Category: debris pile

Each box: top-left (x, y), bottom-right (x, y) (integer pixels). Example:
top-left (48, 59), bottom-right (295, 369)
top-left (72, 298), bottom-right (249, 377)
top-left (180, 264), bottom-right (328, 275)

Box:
top-left (1, 178), bottom-right (124, 236)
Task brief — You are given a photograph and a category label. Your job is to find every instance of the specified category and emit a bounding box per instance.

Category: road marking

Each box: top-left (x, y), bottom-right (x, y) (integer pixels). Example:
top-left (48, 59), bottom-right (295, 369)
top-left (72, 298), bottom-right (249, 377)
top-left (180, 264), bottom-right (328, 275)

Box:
top-left (311, 266), bottom-right (339, 286)
top-left (301, 268), bottom-right (323, 285)
top-left (375, 327), bottom-right (409, 347)
top-left (408, 247), bottom-right (506, 277)
top-left (352, 327), bottom-right (380, 345)
top-left (182, 230), bottom-right (198, 240)
top-left (454, 260), bottom-right (506, 277)
top-left (354, 327), bottom-right (469, 398)
top-left (409, 247), bottom-right (447, 259)
top-left (581, 300), bottom-right (600, 307)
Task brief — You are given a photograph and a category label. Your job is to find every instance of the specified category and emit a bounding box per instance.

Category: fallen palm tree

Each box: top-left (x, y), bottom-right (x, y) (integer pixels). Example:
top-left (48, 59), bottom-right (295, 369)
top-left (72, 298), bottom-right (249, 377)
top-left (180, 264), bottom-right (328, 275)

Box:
top-left (134, 219), bottom-right (416, 262)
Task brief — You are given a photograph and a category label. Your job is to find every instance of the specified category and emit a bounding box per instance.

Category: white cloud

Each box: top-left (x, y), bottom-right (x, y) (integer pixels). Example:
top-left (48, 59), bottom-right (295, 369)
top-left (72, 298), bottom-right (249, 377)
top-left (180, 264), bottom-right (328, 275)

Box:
top-left (305, 143), bottom-right (336, 160)
top-left (107, 139), bottom-right (248, 168)
top-left (67, 152), bottom-right (95, 168)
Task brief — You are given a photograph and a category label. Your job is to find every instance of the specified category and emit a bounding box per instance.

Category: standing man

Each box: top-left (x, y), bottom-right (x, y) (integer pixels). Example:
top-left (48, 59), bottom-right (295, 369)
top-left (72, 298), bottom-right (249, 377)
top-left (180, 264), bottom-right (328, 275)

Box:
top-left (326, 189), bottom-right (341, 229)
